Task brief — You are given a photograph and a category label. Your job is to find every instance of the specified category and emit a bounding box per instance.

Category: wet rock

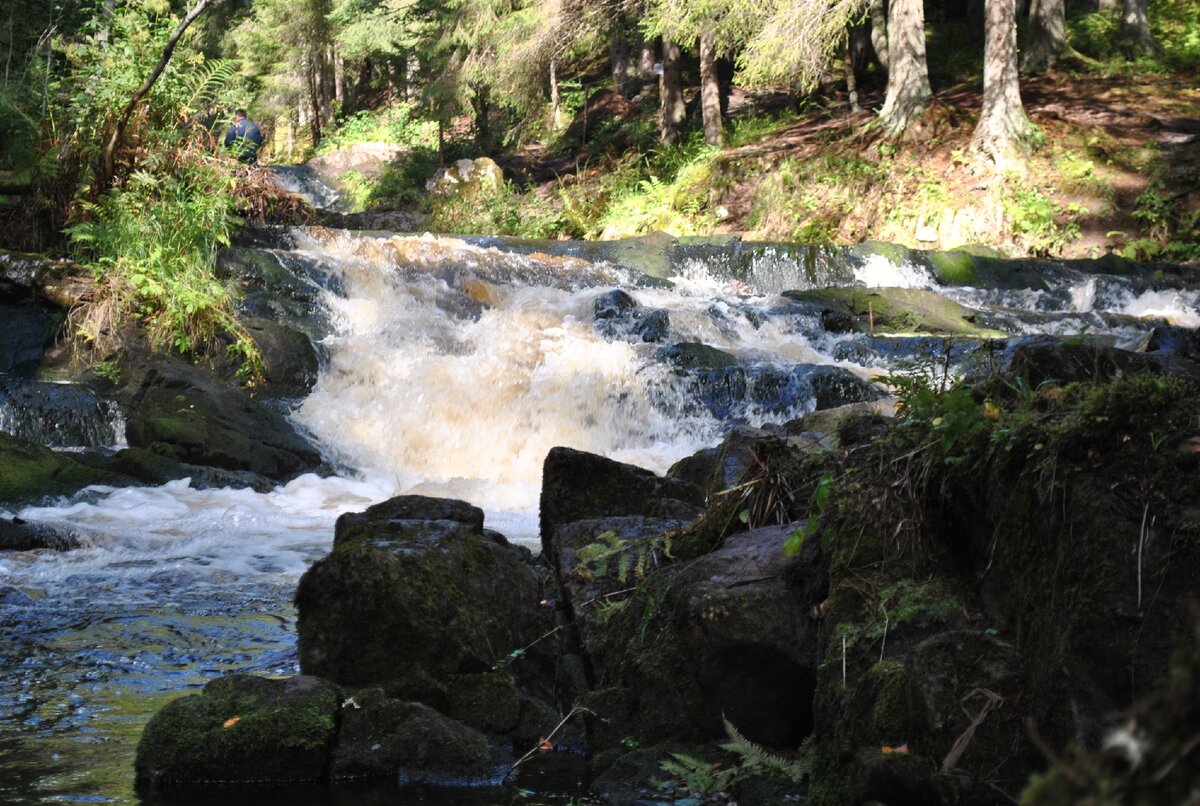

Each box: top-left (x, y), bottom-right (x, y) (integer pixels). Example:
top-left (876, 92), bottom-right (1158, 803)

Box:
top-left (667, 425), bottom-right (777, 499)
top-left (241, 317), bottom-right (319, 399)
top-left (101, 447), bottom-right (273, 492)
top-left (539, 447), bottom-right (705, 571)
top-left (217, 246), bottom-right (320, 325)
top-left (0, 432), bottom-right (129, 507)
top-left (296, 495), bottom-right (551, 693)
top-left (0, 378), bottom-right (125, 448)
top-left (332, 689), bottom-right (509, 784)
top-left (135, 674), bottom-right (341, 787)
top-left (594, 290), bottom-right (671, 343)
top-left (0, 516), bottom-right (81, 551)
top-left (1005, 335), bottom-right (1200, 385)
top-left (785, 398), bottom-right (899, 442)
top-left (0, 301), bottom-right (53, 374)
top-left (117, 341), bottom-right (321, 481)
top-left (784, 287), bottom-right (1008, 337)
top-left (0, 248), bottom-right (93, 308)
top-left (660, 341), bottom-right (739, 371)
top-left (676, 362), bottom-right (880, 423)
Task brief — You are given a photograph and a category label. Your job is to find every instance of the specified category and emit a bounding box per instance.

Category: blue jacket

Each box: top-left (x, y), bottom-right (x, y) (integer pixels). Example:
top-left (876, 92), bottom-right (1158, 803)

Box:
top-left (224, 117), bottom-right (263, 163)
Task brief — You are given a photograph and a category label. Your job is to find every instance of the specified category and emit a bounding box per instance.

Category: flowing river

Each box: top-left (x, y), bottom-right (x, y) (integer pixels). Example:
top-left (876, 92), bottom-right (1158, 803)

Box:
top-left (1, 225), bottom-right (1197, 804)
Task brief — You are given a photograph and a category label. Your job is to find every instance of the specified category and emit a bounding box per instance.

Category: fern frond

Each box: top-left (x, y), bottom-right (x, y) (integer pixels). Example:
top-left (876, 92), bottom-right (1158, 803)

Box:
top-left (181, 59), bottom-right (238, 115)
top-left (720, 717), bottom-right (809, 784)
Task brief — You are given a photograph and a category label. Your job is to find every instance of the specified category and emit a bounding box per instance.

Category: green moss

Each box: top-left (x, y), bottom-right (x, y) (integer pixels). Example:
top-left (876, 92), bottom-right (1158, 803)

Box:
top-left (783, 287), bottom-right (1008, 337)
top-left (925, 249), bottom-right (981, 286)
top-left (135, 674), bottom-right (341, 785)
top-left (445, 673), bottom-right (522, 734)
top-left (0, 432), bottom-right (129, 506)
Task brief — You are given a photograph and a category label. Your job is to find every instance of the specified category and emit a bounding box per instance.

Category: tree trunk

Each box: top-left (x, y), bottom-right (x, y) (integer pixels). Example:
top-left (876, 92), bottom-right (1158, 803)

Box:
top-left (1022, 0), bottom-right (1066, 74)
top-left (639, 37), bottom-right (657, 84)
top-left (868, 0), bottom-right (889, 73)
top-left (844, 30), bottom-right (859, 113)
top-left (96, 0), bottom-right (115, 45)
top-left (1118, 0), bottom-right (1156, 56)
top-left (699, 31), bottom-right (723, 146)
top-left (877, 0), bottom-right (932, 136)
top-left (334, 49), bottom-right (345, 109)
top-left (971, 0), bottom-right (1033, 167)
top-left (473, 84), bottom-right (490, 151)
top-left (550, 60), bottom-right (564, 129)
top-left (611, 26), bottom-right (631, 96)
top-left (660, 39), bottom-right (685, 144)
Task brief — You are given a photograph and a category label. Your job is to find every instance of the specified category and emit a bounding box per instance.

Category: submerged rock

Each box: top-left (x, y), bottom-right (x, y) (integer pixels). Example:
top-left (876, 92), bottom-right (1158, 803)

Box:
top-left (135, 674), bottom-right (341, 787)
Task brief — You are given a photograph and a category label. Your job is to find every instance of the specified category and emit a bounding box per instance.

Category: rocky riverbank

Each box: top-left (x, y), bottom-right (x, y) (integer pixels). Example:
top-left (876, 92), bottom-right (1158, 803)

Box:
top-left (133, 332), bottom-right (1200, 803)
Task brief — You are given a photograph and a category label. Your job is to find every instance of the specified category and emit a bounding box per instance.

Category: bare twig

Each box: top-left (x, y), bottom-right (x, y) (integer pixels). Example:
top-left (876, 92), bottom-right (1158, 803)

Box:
top-left (942, 688), bottom-right (1003, 773)
top-left (1137, 503), bottom-right (1148, 608)
top-left (504, 705), bottom-right (594, 780)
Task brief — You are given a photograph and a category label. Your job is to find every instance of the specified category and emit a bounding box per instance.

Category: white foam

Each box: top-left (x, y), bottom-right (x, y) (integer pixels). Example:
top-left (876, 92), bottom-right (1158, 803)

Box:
top-left (853, 254), bottom-right (936, 289)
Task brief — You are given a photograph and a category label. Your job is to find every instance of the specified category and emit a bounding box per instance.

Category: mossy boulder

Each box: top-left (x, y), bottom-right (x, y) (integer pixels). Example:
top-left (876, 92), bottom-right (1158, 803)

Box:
top-left (117, 341), bottom-right (320, 481)
top-left (783, 287), bottom-right (1008, 337)
top-left (1004, 335), bottom-right (1200, 386)
top-left (539, 447), bottom-right (705, 573)
top-left (241, 317), bottom-right (319, 399)
top-left (331, 689), bottom-right (510, 784)
top-left (586, 524), bottom-right (826, 753)
top-left (296, 495), bottom-right (552, 693)
top-left (0, 431), bottom-right (129, 507)
top-left (134, 674), bottom-right (341, 788)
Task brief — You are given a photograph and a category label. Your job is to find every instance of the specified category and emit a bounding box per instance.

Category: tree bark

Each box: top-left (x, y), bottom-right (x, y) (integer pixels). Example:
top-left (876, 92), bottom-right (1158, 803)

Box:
top-left (845, 29), bottom-right (859, 113)
top-left (1022, 0), bottom-right (1066, 74)
top-left (610, 25), bottom-right (631, 96)
top-left (99, 0), bottom-right (211, 189)
top-left (1118, 0), bottom-right (1156, 56)
top-left (334, 49), bottom-right (345, 109)
top-left (660, 39), bottom-right (685, 145)
top-left (877, 0), bottom-right (932, 137)
top-left (639, 37), bottom-right (657, 84)
top-left (550, 60), bottom-right (564, 129)
top-left (868, 0), bottom-right (889, 73)
top-left (971, 0), bottom-right (1033, 167)
top-left (96, 0), bottom-right (115, 45)
top-left (699, 31), bottom-right (723, 146)
top-left (473, 84), bottom-right (490, 151)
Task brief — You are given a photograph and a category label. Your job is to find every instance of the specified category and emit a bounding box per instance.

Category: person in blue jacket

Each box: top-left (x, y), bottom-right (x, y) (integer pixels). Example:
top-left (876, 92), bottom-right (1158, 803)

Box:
top-left (224, 109), bottom-right (263, 163)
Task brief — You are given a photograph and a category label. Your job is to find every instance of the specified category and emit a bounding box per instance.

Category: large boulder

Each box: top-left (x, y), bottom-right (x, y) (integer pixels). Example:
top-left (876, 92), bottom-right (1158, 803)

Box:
top-left (784, 287), bottom-right (1008, 338)
top-left (332, 689), bottom-right (511, 785)
top-left (134, 674), bottom-right (341, 788)
top-left (117, 341), bottom-right (320, 481)
top-left (296, 495), bottom-right (552, 695)
top-left (585, 524), bottom-right (827, 753)
top-left (0, 301), bottom-right (53, 374)
top-left (539, 447), bottom-right (705, 572)
top-left (425, 157), bottom-right (505, 200)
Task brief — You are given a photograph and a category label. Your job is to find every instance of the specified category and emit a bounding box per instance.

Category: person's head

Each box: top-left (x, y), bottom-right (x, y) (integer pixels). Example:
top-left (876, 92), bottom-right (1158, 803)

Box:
top-left (234, 109), bottom-right (247, 120)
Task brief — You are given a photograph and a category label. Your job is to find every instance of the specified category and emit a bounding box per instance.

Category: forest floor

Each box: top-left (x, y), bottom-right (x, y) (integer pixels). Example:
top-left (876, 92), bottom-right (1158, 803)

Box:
top-left (475, 68), bottom-right (1200, 260)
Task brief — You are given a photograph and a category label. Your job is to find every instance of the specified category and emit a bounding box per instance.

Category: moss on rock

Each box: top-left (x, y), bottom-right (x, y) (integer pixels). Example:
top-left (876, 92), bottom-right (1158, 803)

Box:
top-left (0, 431), bottom-right (128, 507)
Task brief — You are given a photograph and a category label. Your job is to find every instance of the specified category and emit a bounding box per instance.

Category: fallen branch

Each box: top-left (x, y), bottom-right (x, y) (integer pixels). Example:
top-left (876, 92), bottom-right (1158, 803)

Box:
top-left (942, 688), bottom-right (1003, 773)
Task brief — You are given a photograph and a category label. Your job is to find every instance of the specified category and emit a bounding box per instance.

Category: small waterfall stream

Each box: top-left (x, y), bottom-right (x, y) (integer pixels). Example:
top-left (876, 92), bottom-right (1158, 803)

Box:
top-left (1, 228), bottom-right (1197, 804)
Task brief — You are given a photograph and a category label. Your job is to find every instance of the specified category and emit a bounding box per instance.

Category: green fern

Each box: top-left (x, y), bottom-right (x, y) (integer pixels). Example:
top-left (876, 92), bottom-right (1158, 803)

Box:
top-left (575, 530), bottom-right (674, 584)
top-left (720, 717), bottom-right (810, 784)
top-left (180, 59), bottom-right (239, 116)
top-left (659, 752), bottom-right (736, 795)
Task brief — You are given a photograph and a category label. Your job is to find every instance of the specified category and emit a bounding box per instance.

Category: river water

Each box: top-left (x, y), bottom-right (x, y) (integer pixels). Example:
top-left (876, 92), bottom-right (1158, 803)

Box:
top-left (1, 226), bottom-right (1197, 804)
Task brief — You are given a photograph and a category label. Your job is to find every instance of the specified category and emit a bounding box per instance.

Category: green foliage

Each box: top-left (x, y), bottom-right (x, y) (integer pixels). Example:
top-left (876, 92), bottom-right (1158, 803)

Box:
top-left (1002, 181), bottom-right (1083, 257)
top-left (1069, 12), bottom-right (1121, 61)
top-left (426, 179), bottom-right (568, 238)
top-left (316, 104), bottom-right (439, 155)
top-left (575, 530), bottom-right (674, 585)
top-left (720, 717), bottom-right (809, 784)
top-left (782, 473), bottom-right (832, 556)
top-left (658, 752), bottom-right (737, 796)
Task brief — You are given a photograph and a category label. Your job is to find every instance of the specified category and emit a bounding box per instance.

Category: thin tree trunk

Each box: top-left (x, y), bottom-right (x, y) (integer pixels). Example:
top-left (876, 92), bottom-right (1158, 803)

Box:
top-left (877, 0), bottom-right (932, 137)
top-left (971, 0), bottom-right (1033, 167)
top-left (474, 84), bottom-right (490, 151)
top-left (699, 31), bottom-right (723, 146)
top-left (660, 39), bottom-right (685, 144)
top-left (610, 26), bottom-right (630, 96)
top-left (550, 60), bottom-right (564, 129)
top-left (639, 37), bottom-right (656, 84)
top-left (868, 0), bottom-right (889, 73)
top-left (845, 27), bottom-right (859, 112)
top-left (1118, 0), bottom-right (1156, 56)
top-left (1022, 0), bottom-right (1066, 74)
top-left (334, 49), bottom-right (345, 109)
top-left (99, 0), bottom-right (211, 188)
